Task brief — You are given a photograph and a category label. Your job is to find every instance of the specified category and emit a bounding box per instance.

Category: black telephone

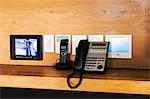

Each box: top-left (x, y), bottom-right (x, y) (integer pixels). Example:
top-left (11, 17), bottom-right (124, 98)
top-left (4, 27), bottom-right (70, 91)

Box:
top-left (54, 39), bottom-right (73, 69)
top-left (67, 40), bottom-right (109, 88)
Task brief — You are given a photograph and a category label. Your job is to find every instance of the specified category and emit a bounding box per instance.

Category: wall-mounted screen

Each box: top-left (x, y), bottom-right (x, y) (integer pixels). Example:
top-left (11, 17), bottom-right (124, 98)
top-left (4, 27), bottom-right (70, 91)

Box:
top-left (10, 35), bottom-right (43, 60)
top-left (105, 35), bottom-right (132, 59)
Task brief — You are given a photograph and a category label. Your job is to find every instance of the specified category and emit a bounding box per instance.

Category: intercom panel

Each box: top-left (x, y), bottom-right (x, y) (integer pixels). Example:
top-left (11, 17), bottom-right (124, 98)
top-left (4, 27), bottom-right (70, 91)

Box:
top-left (105, 35), bottom-right (132, 59)
top-left (84, 42), bottom-right (109, 72)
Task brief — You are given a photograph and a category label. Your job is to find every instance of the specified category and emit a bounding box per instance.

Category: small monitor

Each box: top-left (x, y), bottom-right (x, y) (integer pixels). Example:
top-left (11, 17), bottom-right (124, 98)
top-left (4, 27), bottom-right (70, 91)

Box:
top-left (10, 35), bottom-right (43, 60)
top-left (105, 35), bottom-right (132, 59)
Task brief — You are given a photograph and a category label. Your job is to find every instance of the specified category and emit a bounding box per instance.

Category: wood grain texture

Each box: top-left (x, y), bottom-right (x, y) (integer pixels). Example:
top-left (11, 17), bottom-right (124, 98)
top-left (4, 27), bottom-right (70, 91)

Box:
top-left (0, 65), bottom-right (150, 95)
top-left (0, 65), bottom-right (149, 81)
top-left (0, 0), bottom-right (150, 69)
top-left (0, 75), bottom-right (150, 95)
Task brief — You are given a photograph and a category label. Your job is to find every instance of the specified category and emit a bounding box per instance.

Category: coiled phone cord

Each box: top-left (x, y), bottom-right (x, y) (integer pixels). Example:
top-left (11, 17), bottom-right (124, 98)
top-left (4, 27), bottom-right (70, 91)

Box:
top-left (67, 70), bottom-right (84, 89)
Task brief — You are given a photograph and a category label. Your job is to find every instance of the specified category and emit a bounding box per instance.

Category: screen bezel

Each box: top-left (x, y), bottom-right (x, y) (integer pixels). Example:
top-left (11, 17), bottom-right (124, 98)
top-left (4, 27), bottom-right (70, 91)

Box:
top-left (10, 35), bottom-right (43, 60)
top-left (105, 35), bottom-right (132, 59)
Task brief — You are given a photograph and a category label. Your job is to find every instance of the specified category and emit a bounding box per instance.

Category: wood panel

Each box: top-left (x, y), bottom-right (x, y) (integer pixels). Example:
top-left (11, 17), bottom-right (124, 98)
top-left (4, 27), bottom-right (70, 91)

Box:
top-left (0, 65), bottom-right (150, 95)
top-left (0, 75), bottom-right (150, 95)
top-left (0, 0), bottom-right (150, 69)
top-left (0, 65), bottom-right (149, 80)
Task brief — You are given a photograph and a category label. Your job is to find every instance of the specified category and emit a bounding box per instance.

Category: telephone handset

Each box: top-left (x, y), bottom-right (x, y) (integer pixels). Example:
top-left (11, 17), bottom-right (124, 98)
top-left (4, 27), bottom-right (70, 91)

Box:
top-left (67, 40), bottom-right (89, 88)
top-left (54, 39), bottom-right (73, 70)
top-left (59, 39), bottom-right (69, 64)
top-left (67, 40), bottom-right (109, 88)
top-left (73, 40), bottom-right (89, 71)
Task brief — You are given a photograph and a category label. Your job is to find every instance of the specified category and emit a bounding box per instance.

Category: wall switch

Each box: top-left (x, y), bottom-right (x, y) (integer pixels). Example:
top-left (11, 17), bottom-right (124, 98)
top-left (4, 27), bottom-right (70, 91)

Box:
top-left (88, 35), bottom-right (103, 42)
top-left (72, 35), bottom-right (87, 55)
top-left (44, 35), bottom-right (54, 52)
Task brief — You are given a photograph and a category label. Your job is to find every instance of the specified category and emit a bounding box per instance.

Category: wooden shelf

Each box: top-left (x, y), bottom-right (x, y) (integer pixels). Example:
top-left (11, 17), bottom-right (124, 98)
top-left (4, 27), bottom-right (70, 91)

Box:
top-left (0, 65), bottom-right (150, 95)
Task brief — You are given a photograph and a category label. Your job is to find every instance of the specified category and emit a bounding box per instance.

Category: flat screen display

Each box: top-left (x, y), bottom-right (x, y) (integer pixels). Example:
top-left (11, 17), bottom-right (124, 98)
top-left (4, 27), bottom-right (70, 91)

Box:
top-left (92, 43), bottom-right (106, 46)
top-left (108, 37), bottom-right (129, 52)
top-left (15, 39), bottom-right (37, 56)
top-left (10, 35), bottom-right (43, 60)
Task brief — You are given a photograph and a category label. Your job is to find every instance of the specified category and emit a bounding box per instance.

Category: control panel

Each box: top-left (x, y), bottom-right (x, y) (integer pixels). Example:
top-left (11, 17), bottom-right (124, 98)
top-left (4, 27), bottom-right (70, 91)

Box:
top-left (84, 42), bottom-right (109, 72)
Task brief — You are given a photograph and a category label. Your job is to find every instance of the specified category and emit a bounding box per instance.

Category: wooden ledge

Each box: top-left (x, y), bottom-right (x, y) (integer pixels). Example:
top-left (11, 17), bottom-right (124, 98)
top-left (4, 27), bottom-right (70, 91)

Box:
top-left (0, 75), bottom-right (150, 95)
top-left (0, 65), bottom-right (150, 95)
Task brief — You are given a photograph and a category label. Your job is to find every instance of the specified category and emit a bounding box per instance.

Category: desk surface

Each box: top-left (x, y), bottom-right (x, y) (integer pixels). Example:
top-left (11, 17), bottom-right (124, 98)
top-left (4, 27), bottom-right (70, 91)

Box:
top-left (0, 65), bottom-right (150, 95)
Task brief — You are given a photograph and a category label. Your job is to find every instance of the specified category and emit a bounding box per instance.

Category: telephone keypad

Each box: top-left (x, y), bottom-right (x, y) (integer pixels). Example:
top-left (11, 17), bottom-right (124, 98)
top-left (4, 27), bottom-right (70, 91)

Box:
top-left (84, 42), bottom-right (108, 72)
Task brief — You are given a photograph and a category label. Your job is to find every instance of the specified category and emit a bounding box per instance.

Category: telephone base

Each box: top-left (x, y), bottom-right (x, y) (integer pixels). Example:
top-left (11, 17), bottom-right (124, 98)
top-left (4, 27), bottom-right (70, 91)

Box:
top-left (54, 61), bottom-right (73, 70)
top-left (84, 70), bottom-right (106, 74)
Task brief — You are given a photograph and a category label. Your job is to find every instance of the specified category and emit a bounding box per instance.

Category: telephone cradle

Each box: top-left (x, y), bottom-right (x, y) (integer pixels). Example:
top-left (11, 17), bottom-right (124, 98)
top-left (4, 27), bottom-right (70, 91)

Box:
top-left (54, 58), bottom-right (73, 70)
top-left (54, 39), bottom-right (73, 70)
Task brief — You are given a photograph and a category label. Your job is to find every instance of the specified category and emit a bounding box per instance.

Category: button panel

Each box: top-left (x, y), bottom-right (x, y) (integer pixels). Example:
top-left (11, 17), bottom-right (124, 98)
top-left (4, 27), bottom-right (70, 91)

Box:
top-left (84, 42), bottom-right (108, 72)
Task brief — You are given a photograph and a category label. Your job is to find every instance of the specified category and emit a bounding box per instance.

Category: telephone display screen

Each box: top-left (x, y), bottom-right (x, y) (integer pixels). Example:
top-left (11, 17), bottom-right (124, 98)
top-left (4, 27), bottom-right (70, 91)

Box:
top-left (61, 46), bottom-right (67, 49)
top-left (108, 38), bottom-right (129, 52)
top-left (92, 43), bottom-right (106, 46)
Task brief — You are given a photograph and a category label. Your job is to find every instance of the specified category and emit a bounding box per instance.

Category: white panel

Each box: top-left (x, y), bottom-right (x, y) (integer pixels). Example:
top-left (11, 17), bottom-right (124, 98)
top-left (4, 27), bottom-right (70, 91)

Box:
top-left (88, 35), bottom-right (103, 42)
top-left (44, 35), bottom-right (54, 52)
top-left (105, 35), bottom-right (132, 59)
top-left (55, 35), bottom-right (71, 53)
top-left (72, 35), bottom-right (87, 55)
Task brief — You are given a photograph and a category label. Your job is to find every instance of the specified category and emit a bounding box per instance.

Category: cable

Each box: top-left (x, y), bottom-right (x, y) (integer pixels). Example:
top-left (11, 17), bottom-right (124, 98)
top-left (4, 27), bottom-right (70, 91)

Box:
top-left (67, 70), bottom-right (84, 89)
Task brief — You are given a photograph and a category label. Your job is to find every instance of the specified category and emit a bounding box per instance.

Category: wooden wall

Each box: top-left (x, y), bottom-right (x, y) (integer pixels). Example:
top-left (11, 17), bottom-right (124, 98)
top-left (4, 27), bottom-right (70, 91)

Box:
top-left (0, 0), bottom-right (149, 69)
